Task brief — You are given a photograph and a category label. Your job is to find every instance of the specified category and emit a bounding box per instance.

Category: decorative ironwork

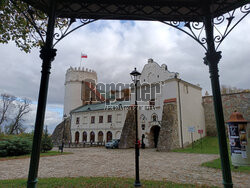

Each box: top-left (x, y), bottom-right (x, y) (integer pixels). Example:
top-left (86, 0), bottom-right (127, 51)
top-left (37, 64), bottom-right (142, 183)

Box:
top-left (10, 0), bottom-right (250, 50)
top-left (10, 0), bottom-right (97, 48)
top-left (21, 0), bottom-right (249, 23)
top-left (161, 3), bottom-right (250, 51)
top-left (52, 19), bottom-right (96, 47)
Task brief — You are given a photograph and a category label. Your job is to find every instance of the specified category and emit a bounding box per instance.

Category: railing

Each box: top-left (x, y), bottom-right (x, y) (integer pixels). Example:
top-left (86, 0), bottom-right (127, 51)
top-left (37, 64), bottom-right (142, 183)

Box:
top-left (55, 141), bottom-right (106, 149)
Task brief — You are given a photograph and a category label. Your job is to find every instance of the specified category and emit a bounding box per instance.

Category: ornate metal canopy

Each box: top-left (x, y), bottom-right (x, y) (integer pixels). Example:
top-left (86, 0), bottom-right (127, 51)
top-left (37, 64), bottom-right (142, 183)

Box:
top-left (15, 0), bottom-right (249, 188)
top-left (21, 0), bottom-right (249, 21)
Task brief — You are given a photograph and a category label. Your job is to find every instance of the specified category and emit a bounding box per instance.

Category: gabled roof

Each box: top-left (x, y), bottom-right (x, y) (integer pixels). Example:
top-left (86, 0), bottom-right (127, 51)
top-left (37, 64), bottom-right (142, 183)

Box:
top-left (71, 100), bottom-right (131, 113)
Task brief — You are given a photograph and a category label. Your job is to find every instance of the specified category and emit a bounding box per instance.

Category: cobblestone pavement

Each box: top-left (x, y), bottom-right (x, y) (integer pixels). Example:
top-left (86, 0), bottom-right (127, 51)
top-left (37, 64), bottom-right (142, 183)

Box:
top-left (0, 148), bottom-right (249, 187)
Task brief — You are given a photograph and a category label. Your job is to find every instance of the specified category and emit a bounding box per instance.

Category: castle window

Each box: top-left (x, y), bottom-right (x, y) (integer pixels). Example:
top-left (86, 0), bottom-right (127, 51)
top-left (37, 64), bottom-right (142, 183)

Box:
top-left (99, 116), bottom-right (103, 123)
top-left (108, 115), bottom-right (112, 123)
top-left (149, 99), bottom-right (155, 106)
top-left (142, 124), bottom-right (145, 130)
top-left (76, 117), bottom-right (80, 124)
top-left (91, 116), bottom-right (95, 124)
top-left (152, 114), bottom-right (158, 122)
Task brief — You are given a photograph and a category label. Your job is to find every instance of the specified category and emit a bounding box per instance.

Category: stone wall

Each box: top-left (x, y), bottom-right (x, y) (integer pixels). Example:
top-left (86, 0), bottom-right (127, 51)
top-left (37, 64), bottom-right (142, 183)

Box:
top-left (157, 102), bottom-right (179, 151)
top-left (203, 92), bottom-right (250, 136)
top-left (51, 118), bottom-right (71, 145)
top-left (119, 109), bottom-right (136, 148)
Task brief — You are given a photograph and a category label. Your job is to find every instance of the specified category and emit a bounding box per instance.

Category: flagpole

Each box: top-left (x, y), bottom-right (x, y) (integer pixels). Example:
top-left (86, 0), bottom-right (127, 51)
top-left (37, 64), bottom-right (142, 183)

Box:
top-left (80, 53), bottom-right (87, 69)
top-left (79, 53), bottom-right (82, 69)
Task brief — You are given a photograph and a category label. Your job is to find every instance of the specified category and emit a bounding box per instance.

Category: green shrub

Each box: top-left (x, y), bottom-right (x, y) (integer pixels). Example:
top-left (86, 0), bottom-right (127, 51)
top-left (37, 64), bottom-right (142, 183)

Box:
top-left (41, 136), bottom-right (53, 153)
top-left (0, 137), bottom-right (32, 157)
top-left (41, 126), bottom-right (53, 153)
top-left (0, 141), bottom-right (9, 157)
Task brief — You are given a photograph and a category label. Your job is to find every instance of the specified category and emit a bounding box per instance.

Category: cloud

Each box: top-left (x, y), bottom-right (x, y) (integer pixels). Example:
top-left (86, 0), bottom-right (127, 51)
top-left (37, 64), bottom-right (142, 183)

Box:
top-left (0, 15), bottom-right (250, 132)
top-left (24, 103), bottom-right (63, 134)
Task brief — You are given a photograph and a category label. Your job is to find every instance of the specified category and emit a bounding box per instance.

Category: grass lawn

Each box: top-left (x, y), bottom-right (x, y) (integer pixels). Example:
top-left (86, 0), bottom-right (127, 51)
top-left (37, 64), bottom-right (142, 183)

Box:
top-left (0, 177), bottom-right (216, 188)
top-left (202, 157), bottom-right (250, 174)
top-left (172, 136), bottom-right (219, 154)
top-left (172, 136), bottom-right (250, 173)
top-left (0, 151), bottom-right (72, 161)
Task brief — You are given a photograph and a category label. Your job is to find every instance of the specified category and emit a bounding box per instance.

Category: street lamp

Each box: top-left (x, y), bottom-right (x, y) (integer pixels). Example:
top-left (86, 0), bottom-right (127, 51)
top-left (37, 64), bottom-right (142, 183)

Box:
top-left (130, 68), bottom-right (141, 187)
top-left (15, 1), bottom-right (248, 187)
top-left (61, 114), bottom-right (67, 153)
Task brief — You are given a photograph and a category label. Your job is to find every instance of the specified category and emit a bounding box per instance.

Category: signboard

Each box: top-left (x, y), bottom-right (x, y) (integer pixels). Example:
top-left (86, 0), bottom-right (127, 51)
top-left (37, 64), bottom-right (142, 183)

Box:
top-left (198, 129), bottom-right (203, 134)
top-left (188, 126), bottom-right (195, 133)
top-left (228, 123), bottom-right (247, 158)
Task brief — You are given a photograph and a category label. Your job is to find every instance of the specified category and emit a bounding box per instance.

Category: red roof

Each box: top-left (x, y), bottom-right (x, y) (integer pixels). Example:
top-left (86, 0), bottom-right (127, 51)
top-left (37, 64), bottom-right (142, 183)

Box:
top-left (164, 98), bottom-right (176, 103)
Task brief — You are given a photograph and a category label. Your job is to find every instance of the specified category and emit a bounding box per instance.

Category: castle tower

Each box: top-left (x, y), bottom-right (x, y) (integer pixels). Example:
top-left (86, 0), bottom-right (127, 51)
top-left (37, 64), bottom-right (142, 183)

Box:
top-left (63, 67), bottom-right (97, 116)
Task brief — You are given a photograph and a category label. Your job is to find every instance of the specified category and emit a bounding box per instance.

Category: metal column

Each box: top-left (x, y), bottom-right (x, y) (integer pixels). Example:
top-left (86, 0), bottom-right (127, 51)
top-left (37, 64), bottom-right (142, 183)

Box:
top-left (134, 80), bottom-right (141, 187)
top-left (203, 15), bottom-right (233, 188)
top-left (27, 1), bottom-right (57, 187)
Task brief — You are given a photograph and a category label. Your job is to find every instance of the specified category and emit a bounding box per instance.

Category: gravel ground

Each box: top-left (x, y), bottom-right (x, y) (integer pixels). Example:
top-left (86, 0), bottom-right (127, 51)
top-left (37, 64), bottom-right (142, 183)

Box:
top-left (0, 147), bottom-right (249, 187)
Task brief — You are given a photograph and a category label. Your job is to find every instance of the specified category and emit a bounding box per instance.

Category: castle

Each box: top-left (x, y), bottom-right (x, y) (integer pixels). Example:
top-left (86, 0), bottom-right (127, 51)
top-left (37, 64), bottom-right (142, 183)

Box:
top-left (64, 67), bottom-right (98, 116)
top-left (52, 59), bottom-right (250, 150)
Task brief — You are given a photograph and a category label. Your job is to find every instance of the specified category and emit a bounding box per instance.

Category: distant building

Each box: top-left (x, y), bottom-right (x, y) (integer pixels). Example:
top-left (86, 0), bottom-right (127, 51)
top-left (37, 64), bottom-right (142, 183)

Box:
top-left (133, 58), bottom-right (205, 148)
top-left (65, 59), bottom-right (206, 149)
top-left (71, 101), bottom-right (129, 143)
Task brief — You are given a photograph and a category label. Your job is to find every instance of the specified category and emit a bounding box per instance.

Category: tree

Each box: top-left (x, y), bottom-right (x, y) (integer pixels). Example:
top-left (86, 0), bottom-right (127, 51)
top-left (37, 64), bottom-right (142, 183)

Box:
top-left (41, 125), bottom-right (53, 153)
top-left (0, 94), bottom-right (16, 132)
top-left (220, 85), bottom-right (245, 94)
top-left (5, 98), bottom-right (31, 134)
top-left (0, 0), bottom-right (69, 53)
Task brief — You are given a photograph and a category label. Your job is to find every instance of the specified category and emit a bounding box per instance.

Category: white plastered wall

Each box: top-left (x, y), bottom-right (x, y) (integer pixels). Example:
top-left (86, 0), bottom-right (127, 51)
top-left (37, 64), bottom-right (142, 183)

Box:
top-left (70, 109), bottom-right (127, 143)
top-left (63, 67), bottom-right (97, 116)
top-left (177, 80), bottom-right (206, 146)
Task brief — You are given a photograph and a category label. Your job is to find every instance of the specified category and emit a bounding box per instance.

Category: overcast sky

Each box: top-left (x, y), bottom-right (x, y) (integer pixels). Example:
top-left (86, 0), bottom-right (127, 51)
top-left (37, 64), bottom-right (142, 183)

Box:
top-left (0, 15), bottom-right (249, 133)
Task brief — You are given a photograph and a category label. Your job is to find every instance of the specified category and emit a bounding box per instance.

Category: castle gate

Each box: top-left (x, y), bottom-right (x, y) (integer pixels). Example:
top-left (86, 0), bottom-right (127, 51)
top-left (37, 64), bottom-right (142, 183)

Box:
top-left (98, 131), bottom-right (103, 142)
top-left (107, 131), bottom-right (112, 142)
top-left (82, 131), bottom-right (87, 142)
top-left (75, 131), bottom-right (79, 143)
top-left (90, 131), bottom-right (95, 142)
top-left (149, 125), bottom-right (161, 148)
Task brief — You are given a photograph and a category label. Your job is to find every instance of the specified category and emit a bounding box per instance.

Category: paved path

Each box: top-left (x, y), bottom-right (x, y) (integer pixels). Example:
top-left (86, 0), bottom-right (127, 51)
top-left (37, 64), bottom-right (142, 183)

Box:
top-left (0, 148), bottom-right (249, 187)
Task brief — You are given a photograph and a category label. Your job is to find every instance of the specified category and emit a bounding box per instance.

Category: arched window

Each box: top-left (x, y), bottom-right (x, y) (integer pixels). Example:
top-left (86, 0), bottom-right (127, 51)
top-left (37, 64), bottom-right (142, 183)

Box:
top-left (98, 131), bottom-right (104, 142)
top-left (75, 131), bottom-right (79, 143)
top-left (140, 114), bottom-right (146, 123)
top-left (107, 131), bottom-right (112, 142)
top-left (141, 124), bottom-right (145, 130)
top-left (90, 131), bottom-right (95, 142)
top-left (152, 114), bottom-right (158, 122)
top-left (82, 131), bottom-right (87, 142)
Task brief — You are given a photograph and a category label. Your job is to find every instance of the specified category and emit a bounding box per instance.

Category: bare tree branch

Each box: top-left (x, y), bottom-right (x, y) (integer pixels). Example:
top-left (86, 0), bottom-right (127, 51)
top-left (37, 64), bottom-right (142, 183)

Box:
top-left (0, 94), bottom-right (16, 132)
top-left (6, 98), bottom-right (31, 134)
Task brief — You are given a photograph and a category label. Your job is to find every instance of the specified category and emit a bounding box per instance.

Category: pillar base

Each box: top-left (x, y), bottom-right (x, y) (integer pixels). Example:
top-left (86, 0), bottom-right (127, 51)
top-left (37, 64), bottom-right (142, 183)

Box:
top-left (134, 181), bottom-right (141, 187)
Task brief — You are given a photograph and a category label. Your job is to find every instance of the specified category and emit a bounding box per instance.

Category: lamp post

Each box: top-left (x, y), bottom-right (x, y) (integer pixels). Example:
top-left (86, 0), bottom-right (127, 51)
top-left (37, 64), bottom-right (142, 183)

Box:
top-left (61, 114), bottom-right (67, 153)
top-left (130, 68), bottom-right (141, 187)
top-left (12, 1), bottom-right (249, 187)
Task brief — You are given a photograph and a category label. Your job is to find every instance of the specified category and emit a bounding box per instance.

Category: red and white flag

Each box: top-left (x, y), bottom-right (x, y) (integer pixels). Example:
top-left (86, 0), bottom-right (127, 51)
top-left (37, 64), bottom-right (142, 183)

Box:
top-left (81, 53), bottom-right (87, 58)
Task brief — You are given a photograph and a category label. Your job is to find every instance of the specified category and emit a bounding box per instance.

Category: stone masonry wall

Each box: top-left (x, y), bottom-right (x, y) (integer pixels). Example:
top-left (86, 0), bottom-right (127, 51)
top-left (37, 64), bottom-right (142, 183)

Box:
top-left (157, 102), bottom-right (179, 151)
top-left (51, 118), bottom-right (71, 145)
top-left (119, 109), bottom-right (136, 149)
top-left (203, 92), bottom-right (250, 136)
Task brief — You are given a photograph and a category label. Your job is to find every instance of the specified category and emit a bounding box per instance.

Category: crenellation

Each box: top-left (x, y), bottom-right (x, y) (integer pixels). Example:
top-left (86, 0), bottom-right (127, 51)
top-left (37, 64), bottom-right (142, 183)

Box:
top-left (64, 66), bottom-right (98, 116)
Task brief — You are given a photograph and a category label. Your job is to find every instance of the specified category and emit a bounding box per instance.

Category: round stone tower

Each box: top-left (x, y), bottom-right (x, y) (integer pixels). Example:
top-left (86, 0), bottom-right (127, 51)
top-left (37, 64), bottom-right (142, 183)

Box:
top-left (63, 67), bottom-right (97, 116)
